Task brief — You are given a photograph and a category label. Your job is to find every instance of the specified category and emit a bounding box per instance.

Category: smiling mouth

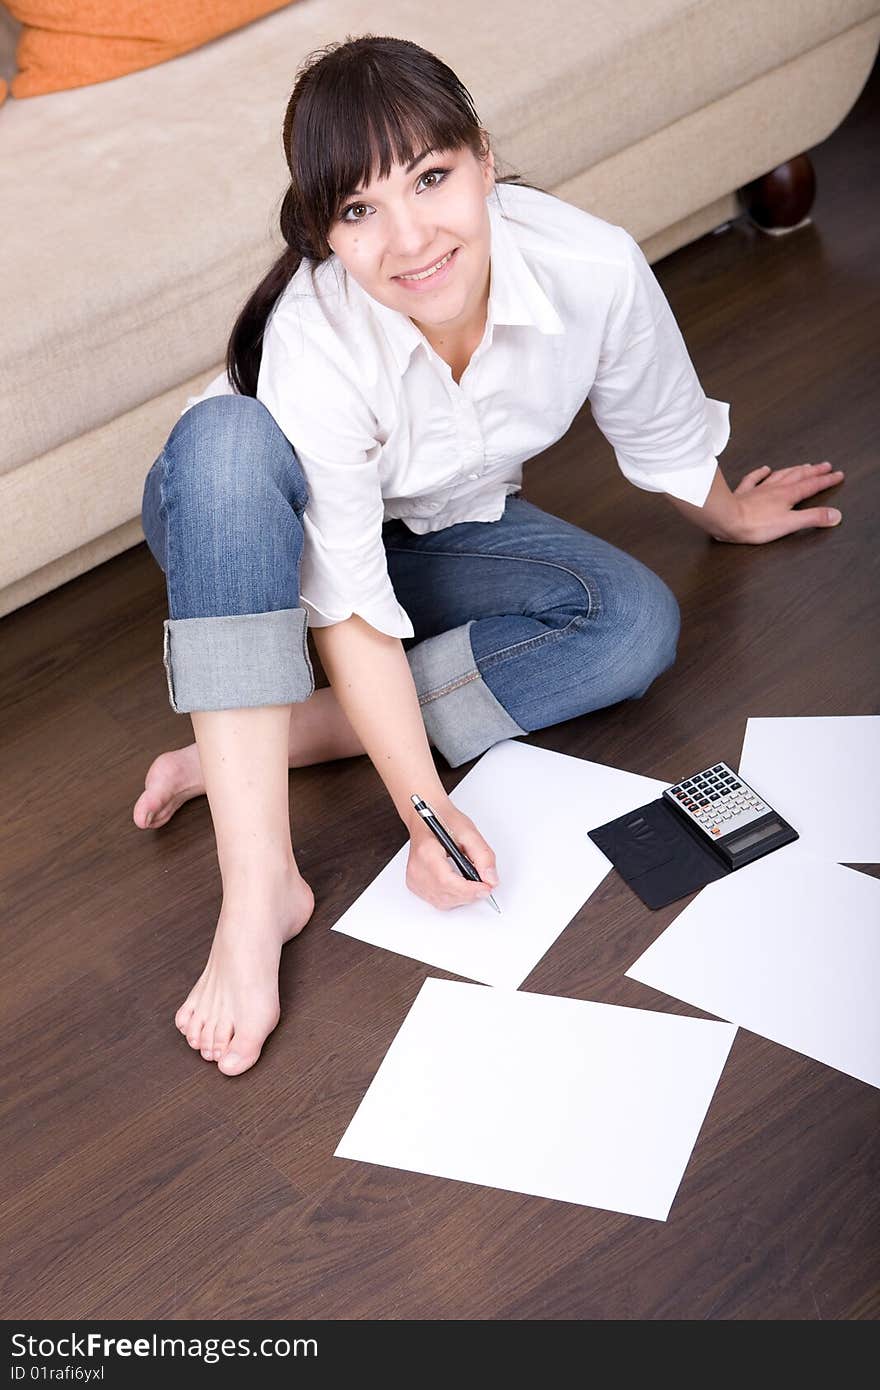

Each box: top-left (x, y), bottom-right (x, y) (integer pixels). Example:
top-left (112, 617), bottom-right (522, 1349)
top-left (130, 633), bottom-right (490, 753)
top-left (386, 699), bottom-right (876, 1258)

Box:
top-left (394, 248), bottom-right (458, 281)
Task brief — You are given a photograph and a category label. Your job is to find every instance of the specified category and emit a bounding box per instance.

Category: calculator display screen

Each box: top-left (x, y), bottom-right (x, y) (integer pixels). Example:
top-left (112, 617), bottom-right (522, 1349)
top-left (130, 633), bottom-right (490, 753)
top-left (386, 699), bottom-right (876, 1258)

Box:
top-left (726, 818), bottom-right (783, 853)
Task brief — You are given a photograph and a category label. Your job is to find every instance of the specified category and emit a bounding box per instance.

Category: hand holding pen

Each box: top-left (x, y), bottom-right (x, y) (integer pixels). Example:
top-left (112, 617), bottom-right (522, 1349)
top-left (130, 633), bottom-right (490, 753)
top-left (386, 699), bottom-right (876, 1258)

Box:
top-left (407, 794), bottom-right (501, 913)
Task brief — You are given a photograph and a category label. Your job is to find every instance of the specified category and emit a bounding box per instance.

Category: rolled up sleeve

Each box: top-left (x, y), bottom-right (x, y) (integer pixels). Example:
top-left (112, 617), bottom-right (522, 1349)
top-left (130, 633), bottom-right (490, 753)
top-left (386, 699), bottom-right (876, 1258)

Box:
top-left (257, 309), bottom-right (413, 639)
top-left (589, 232), bottom-right (730, 508)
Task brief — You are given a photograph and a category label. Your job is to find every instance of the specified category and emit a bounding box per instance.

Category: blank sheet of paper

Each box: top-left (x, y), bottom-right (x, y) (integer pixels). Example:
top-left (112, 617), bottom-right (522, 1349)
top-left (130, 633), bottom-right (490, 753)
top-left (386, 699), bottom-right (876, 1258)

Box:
top-left (335, 978), bottom-right (737, 1220)
top-left (627, 849), bottom-right (880, 1089)
top-left (739, 716), bottom-right (880, 863)
top-left (331, 739), bottom-right (668, 989)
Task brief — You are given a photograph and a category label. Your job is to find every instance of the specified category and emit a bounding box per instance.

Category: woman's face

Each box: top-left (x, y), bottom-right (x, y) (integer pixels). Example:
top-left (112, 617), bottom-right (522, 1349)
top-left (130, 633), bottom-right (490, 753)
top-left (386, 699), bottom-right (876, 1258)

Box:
top-left (326, 141), bottom-right (496, 344)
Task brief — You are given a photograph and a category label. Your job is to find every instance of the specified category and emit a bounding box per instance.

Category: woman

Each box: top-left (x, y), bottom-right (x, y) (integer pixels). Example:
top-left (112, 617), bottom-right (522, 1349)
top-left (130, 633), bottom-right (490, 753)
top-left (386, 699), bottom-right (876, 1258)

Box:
top-left (136, 35), bottom-right (844, 1078)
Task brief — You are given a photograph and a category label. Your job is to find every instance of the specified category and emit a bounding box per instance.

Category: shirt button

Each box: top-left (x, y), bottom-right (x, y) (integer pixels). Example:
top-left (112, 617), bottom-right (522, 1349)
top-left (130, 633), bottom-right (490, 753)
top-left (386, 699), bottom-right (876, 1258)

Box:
top-left (467, 472), bottom-right (479, 481)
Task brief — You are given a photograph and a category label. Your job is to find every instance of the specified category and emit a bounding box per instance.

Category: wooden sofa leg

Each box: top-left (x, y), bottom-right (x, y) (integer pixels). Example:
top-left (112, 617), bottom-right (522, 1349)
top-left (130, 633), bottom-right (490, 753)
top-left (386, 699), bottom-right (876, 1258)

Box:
top-left (738, 154), bottom-right (816, 236)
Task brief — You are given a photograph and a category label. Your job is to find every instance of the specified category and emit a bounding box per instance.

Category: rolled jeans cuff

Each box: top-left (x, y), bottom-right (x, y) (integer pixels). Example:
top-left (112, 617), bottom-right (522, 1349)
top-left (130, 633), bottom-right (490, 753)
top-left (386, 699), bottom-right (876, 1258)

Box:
top-left (407, 620), bottom-right (526, 768)
top-left (162, 607), bottom-right (315, 713)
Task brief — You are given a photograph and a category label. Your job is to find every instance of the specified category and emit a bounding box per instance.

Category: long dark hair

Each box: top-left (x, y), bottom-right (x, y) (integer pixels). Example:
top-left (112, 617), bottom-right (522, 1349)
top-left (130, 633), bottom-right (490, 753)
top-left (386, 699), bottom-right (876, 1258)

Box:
top-left (226, 33), bottom-right (551, 397)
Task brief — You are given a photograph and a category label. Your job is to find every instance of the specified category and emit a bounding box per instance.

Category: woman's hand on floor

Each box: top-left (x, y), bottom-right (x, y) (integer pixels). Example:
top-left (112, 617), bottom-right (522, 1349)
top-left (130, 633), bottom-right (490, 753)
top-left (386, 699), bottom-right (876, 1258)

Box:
top-left (715, 460), bottom-right (845, 544)
top-left (405, 803), bottom-right (500, 911)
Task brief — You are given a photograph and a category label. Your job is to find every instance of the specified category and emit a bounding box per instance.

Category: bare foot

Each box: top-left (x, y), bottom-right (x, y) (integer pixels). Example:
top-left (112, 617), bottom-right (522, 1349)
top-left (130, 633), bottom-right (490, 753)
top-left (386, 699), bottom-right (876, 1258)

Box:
top-left (133, 744), bottom-right (203, 830)
top-left (134, 689), bottom-right (365, 832)
top-left (174, 864), bottom-right (315, 1076)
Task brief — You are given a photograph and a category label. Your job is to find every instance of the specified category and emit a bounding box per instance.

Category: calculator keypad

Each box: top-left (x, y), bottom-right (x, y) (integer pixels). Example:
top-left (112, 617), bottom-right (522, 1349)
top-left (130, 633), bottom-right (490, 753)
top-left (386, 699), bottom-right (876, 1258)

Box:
top-left (664, 761), bottom-right (768, 838)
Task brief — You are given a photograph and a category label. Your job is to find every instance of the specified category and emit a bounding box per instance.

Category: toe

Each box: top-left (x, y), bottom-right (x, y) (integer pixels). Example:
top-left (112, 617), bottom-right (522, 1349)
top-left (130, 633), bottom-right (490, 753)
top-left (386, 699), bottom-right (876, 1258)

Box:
top-left (175, 1003), bottom-right (195, 1033)
top-left (134, 789), bottom-right (163, 829)
top-left (217, 1032), bottom-right (266, 1076)
top-left (212, 1018), bottom-right (234, 1062)
top-left (186, 1017), bottom-right (206, 1050)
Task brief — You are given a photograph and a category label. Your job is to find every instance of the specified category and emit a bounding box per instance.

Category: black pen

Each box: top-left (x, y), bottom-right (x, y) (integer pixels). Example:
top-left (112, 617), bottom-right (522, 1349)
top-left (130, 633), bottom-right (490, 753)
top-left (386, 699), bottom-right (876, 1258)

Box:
top-left (411, 794), bottom-right (501, 913)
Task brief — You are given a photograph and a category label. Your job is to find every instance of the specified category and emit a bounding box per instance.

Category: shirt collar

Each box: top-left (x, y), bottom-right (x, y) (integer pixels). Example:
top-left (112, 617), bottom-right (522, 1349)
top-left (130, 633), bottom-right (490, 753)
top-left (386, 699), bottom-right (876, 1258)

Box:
top-left (348, 187), bottom-right (566, 375)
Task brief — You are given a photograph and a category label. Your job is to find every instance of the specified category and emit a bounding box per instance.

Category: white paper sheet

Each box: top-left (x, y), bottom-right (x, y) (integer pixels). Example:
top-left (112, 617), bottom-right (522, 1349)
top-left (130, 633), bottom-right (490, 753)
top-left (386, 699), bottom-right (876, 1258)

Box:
top-left (335, 978), bottom-right (737, 1220)
top-left (738, 716), bottom-right (880, 863)
top-left (331, 739), bottom-right (668, 989)
top-left (627, 848), bottom-right (880, 1089)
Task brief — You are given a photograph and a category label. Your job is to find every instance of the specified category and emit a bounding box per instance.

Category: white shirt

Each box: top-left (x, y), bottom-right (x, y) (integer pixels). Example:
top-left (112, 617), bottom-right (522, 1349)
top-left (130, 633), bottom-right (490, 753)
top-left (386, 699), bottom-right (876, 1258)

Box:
top-left (186, 182), bottom-right (730, 639)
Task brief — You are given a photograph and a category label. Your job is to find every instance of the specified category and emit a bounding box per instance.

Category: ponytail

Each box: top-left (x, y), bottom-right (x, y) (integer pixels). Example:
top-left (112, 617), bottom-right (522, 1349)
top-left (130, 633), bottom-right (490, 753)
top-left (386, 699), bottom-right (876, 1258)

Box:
top-left (226, 181), bottom-right (324, 397)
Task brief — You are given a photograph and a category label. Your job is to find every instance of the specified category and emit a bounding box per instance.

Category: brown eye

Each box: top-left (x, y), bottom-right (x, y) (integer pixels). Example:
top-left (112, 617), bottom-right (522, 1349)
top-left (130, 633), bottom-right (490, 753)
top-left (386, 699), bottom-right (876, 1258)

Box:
top-left (418, 168), bottom-right (451, 192)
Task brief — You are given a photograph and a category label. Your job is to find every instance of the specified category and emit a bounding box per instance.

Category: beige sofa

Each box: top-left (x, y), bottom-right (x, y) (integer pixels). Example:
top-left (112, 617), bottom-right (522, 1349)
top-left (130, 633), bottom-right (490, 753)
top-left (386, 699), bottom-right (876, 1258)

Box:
top-left (2, 0), bottom-right (878, 619)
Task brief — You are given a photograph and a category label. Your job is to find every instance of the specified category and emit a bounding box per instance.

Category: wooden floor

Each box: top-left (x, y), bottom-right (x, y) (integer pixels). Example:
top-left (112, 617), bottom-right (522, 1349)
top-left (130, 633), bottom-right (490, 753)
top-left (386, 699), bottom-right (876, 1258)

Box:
top-left (3, 61), bottom-right (879, 1322)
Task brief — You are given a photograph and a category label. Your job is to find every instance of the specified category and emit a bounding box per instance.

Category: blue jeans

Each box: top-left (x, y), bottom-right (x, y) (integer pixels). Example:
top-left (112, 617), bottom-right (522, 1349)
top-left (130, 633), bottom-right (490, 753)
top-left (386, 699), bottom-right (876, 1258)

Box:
top-left (141, 395), bottom-right (681, 768)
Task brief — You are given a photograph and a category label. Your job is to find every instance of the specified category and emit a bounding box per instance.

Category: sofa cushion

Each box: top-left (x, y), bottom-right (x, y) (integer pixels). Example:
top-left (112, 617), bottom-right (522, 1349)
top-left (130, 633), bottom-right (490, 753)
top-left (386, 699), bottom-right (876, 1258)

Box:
top-left (4, 1), bottom-right (297, 98)
top-left (2, 0), bottom-right (877, 473)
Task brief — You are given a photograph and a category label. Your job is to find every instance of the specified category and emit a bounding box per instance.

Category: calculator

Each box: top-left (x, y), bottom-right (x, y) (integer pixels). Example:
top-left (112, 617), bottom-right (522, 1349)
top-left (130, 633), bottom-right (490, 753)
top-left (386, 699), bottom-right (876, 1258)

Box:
top-left (662, 760), bottom-right (798, 871)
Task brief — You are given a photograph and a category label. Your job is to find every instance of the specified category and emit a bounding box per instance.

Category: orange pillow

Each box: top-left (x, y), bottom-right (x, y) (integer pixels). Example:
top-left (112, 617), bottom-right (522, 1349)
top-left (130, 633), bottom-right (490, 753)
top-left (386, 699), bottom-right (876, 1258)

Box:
top-left (5, 2), bottom-right (297, 98)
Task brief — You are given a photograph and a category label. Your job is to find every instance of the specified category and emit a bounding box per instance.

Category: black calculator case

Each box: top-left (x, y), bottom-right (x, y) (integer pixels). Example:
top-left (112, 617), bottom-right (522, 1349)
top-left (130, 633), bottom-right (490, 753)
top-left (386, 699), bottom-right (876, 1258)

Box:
top-left (588, 797), bottom-right (732, 909)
